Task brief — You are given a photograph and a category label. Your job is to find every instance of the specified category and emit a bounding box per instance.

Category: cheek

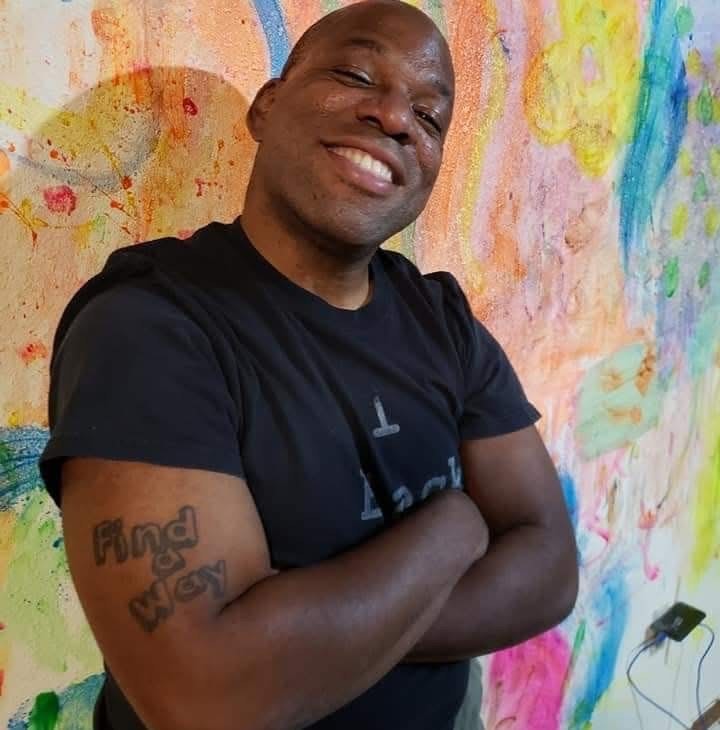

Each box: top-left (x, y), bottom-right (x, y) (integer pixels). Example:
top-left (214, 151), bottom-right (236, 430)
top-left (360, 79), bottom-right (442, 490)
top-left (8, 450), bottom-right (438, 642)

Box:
top-left (415, 139), bottom-right (443, 191)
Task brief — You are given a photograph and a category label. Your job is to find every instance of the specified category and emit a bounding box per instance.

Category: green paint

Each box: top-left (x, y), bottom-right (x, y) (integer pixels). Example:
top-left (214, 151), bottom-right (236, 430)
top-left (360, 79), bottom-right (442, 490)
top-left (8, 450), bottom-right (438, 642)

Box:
top-left (401, 221), bottom-right (417, 263)
top-left (569, 620), bottom-right (587, 669)
top-left (321, 0), bottom-right (341, 12)
top-left (576, 342), bottom-right (665, 459)
top-left (675, 6), bottom-right (694, 35)
top-left (698, 261), bottom-right (710, 289)
top-left (28, 691), bottom-right (59, 730)
top-left (693, 173), bottom-right (709, 202)
top-left (0, 490), bottom-right (100, 673)
top-left (691, 412), bottom-right (720, 585)
top-left (697, 85), bottom-right (714, 126)
top-left (663, 256), bottom-right (680, 298)
top-left (425, 0), bottom-right (448, 35)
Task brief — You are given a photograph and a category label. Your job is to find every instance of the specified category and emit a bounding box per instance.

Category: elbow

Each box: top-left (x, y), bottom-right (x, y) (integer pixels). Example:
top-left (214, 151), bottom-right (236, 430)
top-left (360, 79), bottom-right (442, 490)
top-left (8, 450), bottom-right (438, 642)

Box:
top-left (552, 541), bottom-right (580, 625)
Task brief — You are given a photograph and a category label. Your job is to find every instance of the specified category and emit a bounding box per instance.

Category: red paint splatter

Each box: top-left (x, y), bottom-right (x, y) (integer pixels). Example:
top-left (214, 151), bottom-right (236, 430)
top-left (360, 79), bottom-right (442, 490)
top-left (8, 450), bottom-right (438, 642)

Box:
top-left (49, 149), bottom-right (59, 159)
top-left (0, 669), bottom-right (4, 697)
top-left (121, 176), bottom-right (132, 189)
top-left (19, 341), bottom-right (48, 365)
top-left (0, 621), bottom-right (5, 630)
top-left (183, 97), bottom-right (198, 116)
top-left (43, 185), bottom-right (76, 215)
top-left (177, 229), bottom-right (194, 240)
top-left (110, 199), bottom-right (125, 211)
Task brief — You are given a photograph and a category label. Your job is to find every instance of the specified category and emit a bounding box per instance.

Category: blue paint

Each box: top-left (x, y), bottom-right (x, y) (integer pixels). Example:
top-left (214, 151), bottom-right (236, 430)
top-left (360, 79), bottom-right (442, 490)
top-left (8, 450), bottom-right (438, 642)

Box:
top-left (8, 674), bottom-right (104, 730)
top-left (0, 427), bottom-right (49, 509)
top-left (559, 471), bottom-right (579, 532)
top-left (618, 0), bottom-right (689, 267)
top-left (570, 570), bottom-right (630, 728)
top-left (252, 0), bottom-right (291, 78)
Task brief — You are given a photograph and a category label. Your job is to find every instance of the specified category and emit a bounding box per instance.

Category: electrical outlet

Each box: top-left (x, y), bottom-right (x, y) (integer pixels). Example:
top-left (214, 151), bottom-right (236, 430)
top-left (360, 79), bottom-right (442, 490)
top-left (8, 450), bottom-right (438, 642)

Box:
top-left (650, 602), bottom-right (706, 642)
top-left (692, 699), bottom-right (720, 730)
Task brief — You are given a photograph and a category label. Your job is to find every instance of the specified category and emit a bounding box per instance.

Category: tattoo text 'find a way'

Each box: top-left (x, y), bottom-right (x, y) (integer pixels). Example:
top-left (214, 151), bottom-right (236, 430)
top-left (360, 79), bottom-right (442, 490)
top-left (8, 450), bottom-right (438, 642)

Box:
top-left (92, 505), bottom-right (227, 632)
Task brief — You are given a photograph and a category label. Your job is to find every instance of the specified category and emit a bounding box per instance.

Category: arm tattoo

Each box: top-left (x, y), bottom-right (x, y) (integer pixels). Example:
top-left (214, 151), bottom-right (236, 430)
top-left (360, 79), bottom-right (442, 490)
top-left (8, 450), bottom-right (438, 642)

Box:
top-left (92, 506), bottom-right (227, 632)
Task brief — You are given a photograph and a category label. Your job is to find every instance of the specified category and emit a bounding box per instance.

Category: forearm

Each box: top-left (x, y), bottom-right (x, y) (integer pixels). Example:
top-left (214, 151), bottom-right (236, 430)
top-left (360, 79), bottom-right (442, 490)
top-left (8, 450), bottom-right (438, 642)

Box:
top-left (187, 491), bottom-right (486, 730)
top-left (406, 523), bottom-right (579, 663)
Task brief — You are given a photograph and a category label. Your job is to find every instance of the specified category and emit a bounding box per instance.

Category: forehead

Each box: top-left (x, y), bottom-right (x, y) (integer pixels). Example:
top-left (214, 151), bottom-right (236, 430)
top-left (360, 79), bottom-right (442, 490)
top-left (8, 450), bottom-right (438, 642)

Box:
top-left (310, 6), bottom-right (454, 91)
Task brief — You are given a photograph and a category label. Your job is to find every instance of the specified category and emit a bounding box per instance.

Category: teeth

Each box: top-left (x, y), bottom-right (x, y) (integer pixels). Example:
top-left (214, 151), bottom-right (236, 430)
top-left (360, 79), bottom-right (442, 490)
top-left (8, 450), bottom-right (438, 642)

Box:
top-left (333, 147), bottom-right (393, 182)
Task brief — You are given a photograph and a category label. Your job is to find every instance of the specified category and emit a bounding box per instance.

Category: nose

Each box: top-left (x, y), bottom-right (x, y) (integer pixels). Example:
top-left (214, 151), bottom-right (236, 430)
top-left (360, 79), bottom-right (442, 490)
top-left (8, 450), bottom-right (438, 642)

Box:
top-left (355, 88), bottom-right (415, 145)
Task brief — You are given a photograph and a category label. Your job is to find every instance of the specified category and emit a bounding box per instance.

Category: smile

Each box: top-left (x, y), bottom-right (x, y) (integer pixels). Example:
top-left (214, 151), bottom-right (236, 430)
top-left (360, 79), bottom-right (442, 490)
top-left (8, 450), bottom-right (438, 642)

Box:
top-left (328, 146), bottom-right (394, 183)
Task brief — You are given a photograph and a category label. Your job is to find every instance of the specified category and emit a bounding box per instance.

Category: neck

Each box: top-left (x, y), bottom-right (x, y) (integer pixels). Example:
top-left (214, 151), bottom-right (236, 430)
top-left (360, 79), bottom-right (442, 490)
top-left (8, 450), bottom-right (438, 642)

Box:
top-left (240, 182), bottom-right (377, 311)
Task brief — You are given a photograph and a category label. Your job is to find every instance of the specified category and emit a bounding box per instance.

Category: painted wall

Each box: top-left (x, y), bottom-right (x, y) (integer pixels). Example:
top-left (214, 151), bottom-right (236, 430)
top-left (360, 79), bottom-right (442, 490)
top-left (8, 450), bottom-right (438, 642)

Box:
top-left (1, 0), bottom-right (718, 727)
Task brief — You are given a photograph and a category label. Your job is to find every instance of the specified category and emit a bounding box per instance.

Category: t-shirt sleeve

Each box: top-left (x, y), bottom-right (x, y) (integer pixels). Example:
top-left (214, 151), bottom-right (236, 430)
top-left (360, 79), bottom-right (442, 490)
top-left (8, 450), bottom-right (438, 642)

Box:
top-left (39, 283), bottom-right (244, 508)
top-left (431, 271), bottom-right (541, 440)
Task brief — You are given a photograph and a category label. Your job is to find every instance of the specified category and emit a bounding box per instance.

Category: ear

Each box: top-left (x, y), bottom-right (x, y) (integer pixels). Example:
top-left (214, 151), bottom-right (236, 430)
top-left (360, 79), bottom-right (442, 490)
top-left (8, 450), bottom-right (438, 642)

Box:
top-left (246, 79), bottom-right (281, 142)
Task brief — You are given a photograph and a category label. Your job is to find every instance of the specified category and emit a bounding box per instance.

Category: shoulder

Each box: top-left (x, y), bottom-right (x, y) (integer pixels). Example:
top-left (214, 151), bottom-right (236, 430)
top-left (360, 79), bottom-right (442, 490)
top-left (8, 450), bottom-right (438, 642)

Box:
top-left (53, 222), bottom-right (237, 363)
top-left (378, 247), bottom-right (475, 343)
top-left (53, 281), bottom-right (211, 376)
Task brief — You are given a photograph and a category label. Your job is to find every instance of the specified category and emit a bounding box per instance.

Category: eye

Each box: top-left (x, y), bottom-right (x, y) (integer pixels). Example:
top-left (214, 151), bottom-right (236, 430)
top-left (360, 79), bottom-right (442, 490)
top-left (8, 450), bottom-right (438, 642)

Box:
top-left (415, 108), bottom-right (442, 134)
top-left (333, 68), bottom-right (373, 85)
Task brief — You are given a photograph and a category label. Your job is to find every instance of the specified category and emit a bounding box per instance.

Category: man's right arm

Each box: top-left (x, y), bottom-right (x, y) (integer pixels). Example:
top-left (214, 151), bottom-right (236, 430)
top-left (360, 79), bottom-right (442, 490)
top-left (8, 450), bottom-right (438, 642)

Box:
top-left (61, 457), bottom-right (487, 730)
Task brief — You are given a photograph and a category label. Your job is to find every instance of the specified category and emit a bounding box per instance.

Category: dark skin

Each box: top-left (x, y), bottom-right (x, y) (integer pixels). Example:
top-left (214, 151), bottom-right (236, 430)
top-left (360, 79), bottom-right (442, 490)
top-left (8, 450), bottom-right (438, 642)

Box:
top-left (58, 3), bottom-right (578, 729)
top-left (242, 0), bottom-right (454, 309)
top-left (242, 0), bottom-right (578, 661)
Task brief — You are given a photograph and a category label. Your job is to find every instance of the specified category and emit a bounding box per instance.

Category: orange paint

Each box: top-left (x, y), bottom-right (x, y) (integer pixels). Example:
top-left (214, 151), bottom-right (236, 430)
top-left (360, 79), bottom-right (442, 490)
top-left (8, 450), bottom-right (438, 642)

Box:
top-left (635, 348), bottom-right (656, 395)
top-left (0, 150), bottom-right (9, 176)
top-left (19, 341), bottom-right (48, 365)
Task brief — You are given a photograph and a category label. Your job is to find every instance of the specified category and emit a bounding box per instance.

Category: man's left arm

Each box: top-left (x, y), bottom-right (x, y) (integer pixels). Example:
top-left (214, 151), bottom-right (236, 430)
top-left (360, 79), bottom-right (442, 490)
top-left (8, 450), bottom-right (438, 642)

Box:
top-left (406, 424), bottom-right (579, 662)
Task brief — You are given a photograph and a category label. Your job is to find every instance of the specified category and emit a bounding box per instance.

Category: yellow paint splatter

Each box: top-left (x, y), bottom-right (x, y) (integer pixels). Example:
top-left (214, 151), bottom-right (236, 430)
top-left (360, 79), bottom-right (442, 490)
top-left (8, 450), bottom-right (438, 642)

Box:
top-left (0, 511), bottom-right (16, 585)
top-left (692, 408), bottom-right (720, 583)
top-left (678, 148), bottom-right (693, 176)
top-left (686, 48), bottom-right (704, 76)
top-left (671, 203), bottom-right (689, 238)
top-left (524, 0), bottom-right (640, 176)
top-left (705, 206), bottom-right (720, 238)
top-left (710, 147), bottom-right (720, 178)
top-left (6, 410), bottom-right (20, 428)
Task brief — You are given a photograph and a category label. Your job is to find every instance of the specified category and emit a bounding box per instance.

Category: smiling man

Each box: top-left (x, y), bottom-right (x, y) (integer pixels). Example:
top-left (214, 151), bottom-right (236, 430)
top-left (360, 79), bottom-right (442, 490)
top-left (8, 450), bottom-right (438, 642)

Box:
top-left (39, 2), bottom-right (578, 729)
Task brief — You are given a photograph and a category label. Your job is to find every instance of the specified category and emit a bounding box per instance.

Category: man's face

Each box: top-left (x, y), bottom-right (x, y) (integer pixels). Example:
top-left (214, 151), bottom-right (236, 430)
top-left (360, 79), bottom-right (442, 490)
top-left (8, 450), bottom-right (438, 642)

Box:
top-left (248, 1), bottom-right (455, 251)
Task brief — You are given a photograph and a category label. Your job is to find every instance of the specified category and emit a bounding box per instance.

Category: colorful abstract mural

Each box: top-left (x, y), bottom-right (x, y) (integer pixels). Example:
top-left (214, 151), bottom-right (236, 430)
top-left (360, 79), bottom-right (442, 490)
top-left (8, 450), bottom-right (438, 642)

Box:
top-left (1, 0), bottom-right (718, 728)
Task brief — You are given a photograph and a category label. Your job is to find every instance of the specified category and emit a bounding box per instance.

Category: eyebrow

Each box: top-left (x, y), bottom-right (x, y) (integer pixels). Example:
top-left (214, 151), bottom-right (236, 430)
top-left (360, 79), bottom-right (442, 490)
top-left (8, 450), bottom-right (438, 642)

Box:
top-left (342, 36), bottom-right (453, 100)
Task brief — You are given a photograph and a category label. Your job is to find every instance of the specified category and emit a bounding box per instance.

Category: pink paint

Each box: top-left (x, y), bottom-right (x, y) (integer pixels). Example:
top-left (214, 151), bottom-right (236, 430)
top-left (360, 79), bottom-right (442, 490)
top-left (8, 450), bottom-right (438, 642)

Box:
top-left (485, 629), bottom-right (571, 730)
top-left (183, 97), bottom-right (198, 116)
top-left (43, 185), bottom-right (76, 215)
top-left (582, 46), bottom-right (600, 84)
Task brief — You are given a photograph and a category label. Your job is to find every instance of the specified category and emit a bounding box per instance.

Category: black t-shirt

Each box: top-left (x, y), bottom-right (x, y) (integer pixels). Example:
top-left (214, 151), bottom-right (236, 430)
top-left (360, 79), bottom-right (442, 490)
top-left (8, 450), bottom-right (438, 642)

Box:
top-left (40, 220), bottom-right (540, 730)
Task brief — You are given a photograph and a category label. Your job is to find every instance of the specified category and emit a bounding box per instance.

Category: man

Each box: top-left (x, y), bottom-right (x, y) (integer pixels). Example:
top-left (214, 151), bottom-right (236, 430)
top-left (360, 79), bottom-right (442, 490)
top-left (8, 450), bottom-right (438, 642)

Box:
top-left (39, 2), bottom-right (578, 729)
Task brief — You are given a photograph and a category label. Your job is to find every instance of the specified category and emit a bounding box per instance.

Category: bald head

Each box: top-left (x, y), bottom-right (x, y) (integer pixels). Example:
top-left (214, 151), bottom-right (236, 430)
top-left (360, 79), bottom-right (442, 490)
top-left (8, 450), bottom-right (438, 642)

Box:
top-left (244, 0), bottom-right (455, 250)
top-left (281, 0), bottom-right (453, 89)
